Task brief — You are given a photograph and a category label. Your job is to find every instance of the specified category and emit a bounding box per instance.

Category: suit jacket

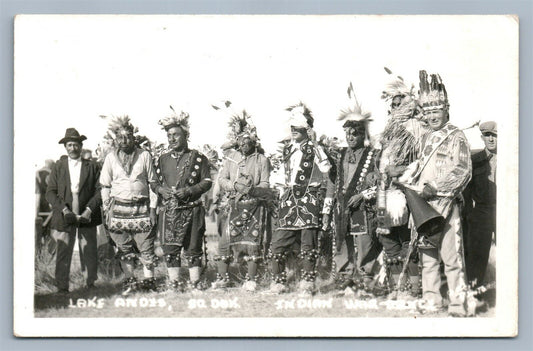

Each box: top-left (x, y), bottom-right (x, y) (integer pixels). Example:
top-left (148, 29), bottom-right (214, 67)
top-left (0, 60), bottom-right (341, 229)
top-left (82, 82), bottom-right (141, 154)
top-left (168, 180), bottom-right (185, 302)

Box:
top-left (463, 148), bottom-right (496, 221)
top-left (46, 155), bottom-right (102, 231)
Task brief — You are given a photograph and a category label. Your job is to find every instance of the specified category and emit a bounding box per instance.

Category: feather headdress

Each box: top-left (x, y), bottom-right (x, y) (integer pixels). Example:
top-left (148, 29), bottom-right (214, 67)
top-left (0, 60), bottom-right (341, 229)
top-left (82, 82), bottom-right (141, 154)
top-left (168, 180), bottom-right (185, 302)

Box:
top-left (338, 82), bottom-right (373, 126)
top-left (337, 83), bottom-right (372, 146)
top-left (105, 115), bottom-right (137, 137)
top-left (418, 70), bottom-right (449, 112)
top-left (226, 109), bottom-right (259, 145)
top-left (379, 70), bottom-right (432, 168)
top-left (286, 102), bottom-right (314, 129)
top-left (381, 67), bottom-right (414, 101)
top-left (96, 115), bottom-right (139, 161)
top-left (100, 115), bottom-right (139, 145)
top-left (158, 105), bottom-right (190, 135)
top-left (381, 67), bottom-right (418, 120)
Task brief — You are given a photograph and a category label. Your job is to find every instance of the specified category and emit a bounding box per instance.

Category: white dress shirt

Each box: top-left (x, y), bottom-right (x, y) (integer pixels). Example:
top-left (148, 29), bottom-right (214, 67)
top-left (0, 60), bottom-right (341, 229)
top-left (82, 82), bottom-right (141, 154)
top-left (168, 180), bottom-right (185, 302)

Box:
top-left (68, 156), bottom-right (82, 194)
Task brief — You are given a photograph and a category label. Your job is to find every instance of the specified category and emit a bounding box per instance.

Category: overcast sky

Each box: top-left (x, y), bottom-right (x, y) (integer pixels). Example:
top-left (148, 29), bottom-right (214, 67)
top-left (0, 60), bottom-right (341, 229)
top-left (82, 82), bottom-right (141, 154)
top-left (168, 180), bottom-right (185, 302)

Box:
top-left (14, 15), bottom-right (517, 167)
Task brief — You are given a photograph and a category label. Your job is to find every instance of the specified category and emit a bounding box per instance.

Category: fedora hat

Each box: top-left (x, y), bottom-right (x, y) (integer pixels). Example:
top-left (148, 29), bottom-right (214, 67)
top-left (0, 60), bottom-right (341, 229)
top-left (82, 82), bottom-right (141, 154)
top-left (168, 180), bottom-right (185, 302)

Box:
top-left (58, 128), bottom-right (87, 144)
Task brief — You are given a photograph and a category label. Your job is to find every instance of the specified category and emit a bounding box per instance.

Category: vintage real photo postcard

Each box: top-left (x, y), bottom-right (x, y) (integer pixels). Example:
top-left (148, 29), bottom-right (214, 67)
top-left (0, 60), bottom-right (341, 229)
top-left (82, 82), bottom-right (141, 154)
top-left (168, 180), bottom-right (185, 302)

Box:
top-left (13, 15), bottom-right (518, 337)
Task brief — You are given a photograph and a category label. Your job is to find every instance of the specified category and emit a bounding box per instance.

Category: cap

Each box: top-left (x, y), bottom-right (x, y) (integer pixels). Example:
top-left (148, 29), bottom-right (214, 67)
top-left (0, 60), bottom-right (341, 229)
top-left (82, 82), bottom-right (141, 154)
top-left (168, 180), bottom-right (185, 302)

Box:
top-left (479, 121), bottom-right (497, 135)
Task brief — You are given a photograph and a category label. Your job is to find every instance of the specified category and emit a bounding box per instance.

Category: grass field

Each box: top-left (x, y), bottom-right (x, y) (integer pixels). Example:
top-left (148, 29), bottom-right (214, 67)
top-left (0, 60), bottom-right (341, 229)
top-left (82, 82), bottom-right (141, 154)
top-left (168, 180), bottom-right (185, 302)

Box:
top-left (34, 221), bottom-right (496, 318)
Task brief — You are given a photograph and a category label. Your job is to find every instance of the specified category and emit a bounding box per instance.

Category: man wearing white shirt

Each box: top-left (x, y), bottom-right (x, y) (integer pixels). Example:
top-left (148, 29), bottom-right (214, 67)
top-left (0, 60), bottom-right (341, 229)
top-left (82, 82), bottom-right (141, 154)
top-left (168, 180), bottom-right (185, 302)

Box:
top-left (100, 117), bottom-right (159, 295)
top-left (46, 128), bottom-right (102, 293)
top-left (268, 103), bottom-right (331, 295)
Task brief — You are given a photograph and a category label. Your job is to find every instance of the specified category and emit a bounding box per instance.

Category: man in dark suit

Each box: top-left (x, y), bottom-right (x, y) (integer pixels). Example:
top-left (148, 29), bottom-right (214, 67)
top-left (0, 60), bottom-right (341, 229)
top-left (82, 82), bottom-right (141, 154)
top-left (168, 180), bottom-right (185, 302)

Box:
top-left (46, 128), bottom-right (102, 293)
top-left (464, 121), bottom-right (497, 290)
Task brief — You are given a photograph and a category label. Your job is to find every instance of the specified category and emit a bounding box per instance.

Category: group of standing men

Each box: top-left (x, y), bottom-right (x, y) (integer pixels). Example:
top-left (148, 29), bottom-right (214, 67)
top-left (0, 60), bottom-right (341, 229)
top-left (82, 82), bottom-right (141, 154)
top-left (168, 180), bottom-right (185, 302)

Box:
top-left (43, 69), bottom-right (497, 317)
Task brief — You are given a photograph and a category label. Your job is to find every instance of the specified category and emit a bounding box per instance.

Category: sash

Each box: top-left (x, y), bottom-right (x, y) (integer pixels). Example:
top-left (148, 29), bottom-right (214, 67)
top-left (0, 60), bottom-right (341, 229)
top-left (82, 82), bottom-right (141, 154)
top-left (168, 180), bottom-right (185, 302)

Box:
top-left (177, 150), bottom-right (203, 189)
top-left (105, 198), bottom-right (152, 234)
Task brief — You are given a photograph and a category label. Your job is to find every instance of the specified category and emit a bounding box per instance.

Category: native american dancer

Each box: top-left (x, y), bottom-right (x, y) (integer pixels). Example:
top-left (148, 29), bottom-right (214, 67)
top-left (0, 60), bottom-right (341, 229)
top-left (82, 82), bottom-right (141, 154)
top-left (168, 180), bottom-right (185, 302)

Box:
top-left (376, 68), bottom-right (430, 298)
top-left (213, 111), bottom-right (273, 291)
top-left (268, 103), bottom-right (331, 295)
top-left (398, 71), bottom-right (473, 316)
top-left (100, 117), bottom-right (159, 295)
top-left (322, 84), bottom-right (381, 294)
top-left (152, 108), bottom-right (212, 292)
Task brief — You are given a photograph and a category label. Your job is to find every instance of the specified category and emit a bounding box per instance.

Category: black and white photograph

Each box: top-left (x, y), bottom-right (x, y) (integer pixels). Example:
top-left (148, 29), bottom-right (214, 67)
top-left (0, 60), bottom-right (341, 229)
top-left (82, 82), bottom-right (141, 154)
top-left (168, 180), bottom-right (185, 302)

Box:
top-left (13, 14), bottom-right (518, 337)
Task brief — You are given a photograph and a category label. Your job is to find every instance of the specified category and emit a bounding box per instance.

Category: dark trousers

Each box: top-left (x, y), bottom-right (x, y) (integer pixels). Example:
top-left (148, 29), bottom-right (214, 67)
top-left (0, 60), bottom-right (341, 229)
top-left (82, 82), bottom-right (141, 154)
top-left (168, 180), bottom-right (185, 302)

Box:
top-left (271, 228), bottom-right (318, 275)
top-left (334, 225), bottom-right (381, 279)
top-left (378, 225), bottom-right (417, 275)
top-left (464, 206), bottom-right (495, 287)
top-left (355, 233), bottom-right (381, 277)
top-left (52, 226), bottom-right (98, 290)
top-left (272, 228), bottom-right (318, 254)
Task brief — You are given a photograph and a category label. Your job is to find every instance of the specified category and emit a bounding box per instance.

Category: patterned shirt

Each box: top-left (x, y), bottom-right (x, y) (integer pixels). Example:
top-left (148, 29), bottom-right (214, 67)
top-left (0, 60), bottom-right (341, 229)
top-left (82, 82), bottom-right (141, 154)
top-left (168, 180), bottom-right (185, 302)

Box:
top-left (412, 123), bottom-right (472, 217)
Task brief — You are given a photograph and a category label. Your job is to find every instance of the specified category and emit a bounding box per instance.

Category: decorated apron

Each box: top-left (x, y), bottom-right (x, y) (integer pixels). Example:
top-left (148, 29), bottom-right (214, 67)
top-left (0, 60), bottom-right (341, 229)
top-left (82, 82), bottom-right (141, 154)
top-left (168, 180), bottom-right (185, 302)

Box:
top-left (278, 143), bottom-right (322, 230)
top-left (227, 196), bottom-right (267, 246)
